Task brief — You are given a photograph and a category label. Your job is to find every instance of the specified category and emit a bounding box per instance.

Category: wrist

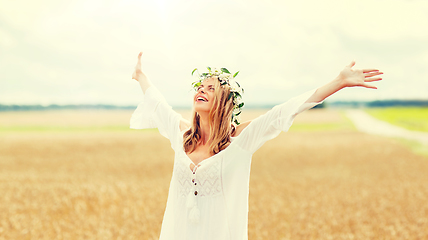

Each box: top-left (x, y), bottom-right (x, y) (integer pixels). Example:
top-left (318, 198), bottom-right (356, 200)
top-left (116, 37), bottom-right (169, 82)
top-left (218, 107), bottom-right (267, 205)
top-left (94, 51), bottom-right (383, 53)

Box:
top-left (135, 72), bottom-right (147, 82)
top-left (333, 76), bottom-right (347, 90)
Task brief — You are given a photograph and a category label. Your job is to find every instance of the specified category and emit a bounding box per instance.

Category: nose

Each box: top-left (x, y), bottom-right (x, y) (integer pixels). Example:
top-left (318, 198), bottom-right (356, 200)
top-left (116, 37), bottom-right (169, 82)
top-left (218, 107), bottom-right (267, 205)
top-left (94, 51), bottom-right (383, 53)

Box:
top-left (198, 87), bottom-right (205, 93)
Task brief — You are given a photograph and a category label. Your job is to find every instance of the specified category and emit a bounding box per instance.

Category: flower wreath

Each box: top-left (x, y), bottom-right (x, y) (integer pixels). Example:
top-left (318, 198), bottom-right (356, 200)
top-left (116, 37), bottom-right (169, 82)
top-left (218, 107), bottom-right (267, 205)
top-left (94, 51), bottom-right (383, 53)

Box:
top-left (191, 67), bottom-right (244, 125)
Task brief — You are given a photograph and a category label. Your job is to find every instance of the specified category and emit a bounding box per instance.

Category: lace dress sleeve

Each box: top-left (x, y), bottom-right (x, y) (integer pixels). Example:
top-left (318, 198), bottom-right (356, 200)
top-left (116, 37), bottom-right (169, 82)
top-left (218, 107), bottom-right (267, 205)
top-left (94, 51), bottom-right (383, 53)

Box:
top-left (235, 88), bottom-right (323, 154)
top-left (130, 86), bottom-right (182, 145)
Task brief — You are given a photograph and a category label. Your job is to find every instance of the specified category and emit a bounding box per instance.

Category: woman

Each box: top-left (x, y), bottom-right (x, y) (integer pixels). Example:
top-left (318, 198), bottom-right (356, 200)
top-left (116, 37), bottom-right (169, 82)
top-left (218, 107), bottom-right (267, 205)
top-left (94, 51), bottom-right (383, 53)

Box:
top-left (130, 52), bottom-right (383, 240)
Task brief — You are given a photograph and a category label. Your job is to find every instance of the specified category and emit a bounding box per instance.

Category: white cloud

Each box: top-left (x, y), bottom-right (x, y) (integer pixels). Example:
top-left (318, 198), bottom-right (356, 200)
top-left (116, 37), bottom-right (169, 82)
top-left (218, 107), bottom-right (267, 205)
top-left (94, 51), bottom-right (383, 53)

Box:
top-left (0, 28), bottom-right (16, 47)
top-left (0, 0), bottom-right (427, 106)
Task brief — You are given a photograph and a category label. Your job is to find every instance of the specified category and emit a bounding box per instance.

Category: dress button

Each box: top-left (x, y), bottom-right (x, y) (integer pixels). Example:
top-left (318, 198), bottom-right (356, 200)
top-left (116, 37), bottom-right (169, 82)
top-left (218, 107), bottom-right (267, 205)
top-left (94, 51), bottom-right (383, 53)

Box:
top-left (194, 191), bottom-right (198, 196)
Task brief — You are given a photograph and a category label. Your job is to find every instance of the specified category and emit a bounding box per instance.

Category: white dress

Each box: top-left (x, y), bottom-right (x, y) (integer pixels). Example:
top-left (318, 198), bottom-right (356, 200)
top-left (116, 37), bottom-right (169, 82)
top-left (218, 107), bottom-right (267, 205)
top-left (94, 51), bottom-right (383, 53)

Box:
top-left (130, 86), bottom-right (321, 240)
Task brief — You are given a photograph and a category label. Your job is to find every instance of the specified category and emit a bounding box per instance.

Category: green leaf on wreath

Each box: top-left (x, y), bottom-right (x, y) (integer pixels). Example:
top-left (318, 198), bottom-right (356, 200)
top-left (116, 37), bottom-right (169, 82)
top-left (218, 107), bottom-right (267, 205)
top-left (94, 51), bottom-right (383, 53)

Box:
top-left (191, 68), bottom-right (197, 76)
top-left (227, 92), bottom-right (233, 101)
top-left (233, 71), bottom-right (239, 78)
top-left (221, 68), bottom-right (230, 74)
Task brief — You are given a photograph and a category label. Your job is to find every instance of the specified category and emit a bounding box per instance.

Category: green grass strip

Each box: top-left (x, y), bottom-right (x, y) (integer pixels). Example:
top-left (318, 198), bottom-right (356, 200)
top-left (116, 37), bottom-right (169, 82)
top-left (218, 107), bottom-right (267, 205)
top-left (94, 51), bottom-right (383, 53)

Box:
top-left (366, 107), bottom-right (428, 132)
top-left (0, 125), bottom-right (157, 133)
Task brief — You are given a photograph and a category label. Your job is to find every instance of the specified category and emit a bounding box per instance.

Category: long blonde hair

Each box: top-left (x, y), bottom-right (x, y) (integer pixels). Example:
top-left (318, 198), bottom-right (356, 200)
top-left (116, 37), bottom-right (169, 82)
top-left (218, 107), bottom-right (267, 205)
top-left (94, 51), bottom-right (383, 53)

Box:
top-left (183, 79), bottom-right (236, 155)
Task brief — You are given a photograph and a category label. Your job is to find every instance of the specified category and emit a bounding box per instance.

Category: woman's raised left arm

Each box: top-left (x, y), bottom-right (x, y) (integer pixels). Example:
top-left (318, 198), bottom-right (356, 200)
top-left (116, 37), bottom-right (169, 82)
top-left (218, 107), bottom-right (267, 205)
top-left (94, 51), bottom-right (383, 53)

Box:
top-left (306, 61), bottom-right (383, 103)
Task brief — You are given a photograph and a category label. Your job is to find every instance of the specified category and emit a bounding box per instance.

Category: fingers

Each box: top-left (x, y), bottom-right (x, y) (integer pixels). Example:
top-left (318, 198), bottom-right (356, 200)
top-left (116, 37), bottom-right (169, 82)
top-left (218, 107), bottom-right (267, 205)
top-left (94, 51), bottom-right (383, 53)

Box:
top-left (135, 52), bottom-right (143, 70)
top-left (137, 52), bottom-right (143, 62)
top-left (364, 72), bottom-right (383, 82)
top-left (347, 60), bottom-right (356, 68)
top-left (365, 76), bottom-right (383, 82)
top-left (363, 69), bottom-right (383, 86)
top-left (365, 71), bottom-right (383, 78)
top-left (363, 68), bottom-right (379, 73)
top-left (364, 69), bottom-right (383, 82)
top-left (363, 84), bottom-right (377, 89)
top-left (362, 82), bottom-right (378, 89)
top-left (132, 52), bottom-right (143, 80)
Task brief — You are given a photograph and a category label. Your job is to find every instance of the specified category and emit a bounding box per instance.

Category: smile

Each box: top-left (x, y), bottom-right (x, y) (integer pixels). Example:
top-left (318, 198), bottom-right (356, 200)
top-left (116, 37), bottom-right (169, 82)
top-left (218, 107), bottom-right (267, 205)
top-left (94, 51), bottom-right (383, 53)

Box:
top-left (196, 96), bottom-right (208, 102)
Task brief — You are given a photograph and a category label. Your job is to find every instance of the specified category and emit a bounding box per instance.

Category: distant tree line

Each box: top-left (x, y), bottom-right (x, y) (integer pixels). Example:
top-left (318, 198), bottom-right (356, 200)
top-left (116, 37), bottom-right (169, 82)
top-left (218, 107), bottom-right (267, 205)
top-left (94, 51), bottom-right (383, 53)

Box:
top-left (366, 100), bottom-right (428, 107)
top-left (0, 104), bottom-right (136, 112)
top-left (329, 100), bottom-right (428, 108)
top-left (0, 100), bottom-right (427, 112)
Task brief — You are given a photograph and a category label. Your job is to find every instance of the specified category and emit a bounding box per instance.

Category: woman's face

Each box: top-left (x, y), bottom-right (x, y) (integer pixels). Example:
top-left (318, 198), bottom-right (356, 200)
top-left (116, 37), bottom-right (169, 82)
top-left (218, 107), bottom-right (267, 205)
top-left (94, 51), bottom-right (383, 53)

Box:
top-left (193, 77), bottom-right (217, 113)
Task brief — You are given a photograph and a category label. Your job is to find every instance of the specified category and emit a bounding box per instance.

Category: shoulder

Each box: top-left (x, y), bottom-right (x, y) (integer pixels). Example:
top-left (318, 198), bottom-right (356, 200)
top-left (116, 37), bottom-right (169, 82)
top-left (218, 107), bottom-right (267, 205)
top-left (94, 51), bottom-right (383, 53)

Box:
top-left (232, 120), bottom-right (251, 137)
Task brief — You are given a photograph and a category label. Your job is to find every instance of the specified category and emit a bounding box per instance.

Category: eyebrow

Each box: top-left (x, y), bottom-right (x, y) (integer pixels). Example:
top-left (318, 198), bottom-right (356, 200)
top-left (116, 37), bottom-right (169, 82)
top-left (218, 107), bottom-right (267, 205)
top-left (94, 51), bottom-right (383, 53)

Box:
top-left (198, 84), bottom-right (215, 88)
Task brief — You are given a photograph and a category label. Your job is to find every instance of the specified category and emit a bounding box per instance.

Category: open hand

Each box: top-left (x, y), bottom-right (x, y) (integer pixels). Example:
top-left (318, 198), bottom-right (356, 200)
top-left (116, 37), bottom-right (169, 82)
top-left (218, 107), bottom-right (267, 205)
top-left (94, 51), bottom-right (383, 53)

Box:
top-left (338, 61), bottom-right (383, 89)
top-left (132, 52), bottom-right (146, 82)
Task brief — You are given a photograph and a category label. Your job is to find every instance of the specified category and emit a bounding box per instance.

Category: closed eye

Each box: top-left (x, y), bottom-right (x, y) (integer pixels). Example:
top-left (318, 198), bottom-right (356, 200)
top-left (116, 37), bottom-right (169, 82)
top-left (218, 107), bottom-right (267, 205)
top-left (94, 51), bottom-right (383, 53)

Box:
top-left (197, 85), bottom-right (215, 91)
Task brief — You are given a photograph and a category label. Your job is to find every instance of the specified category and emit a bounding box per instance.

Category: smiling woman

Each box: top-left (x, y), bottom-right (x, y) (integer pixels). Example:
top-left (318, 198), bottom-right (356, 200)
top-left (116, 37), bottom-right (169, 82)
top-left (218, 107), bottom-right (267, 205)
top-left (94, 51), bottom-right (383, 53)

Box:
top-left (129, 52), bottom-right (383, 240)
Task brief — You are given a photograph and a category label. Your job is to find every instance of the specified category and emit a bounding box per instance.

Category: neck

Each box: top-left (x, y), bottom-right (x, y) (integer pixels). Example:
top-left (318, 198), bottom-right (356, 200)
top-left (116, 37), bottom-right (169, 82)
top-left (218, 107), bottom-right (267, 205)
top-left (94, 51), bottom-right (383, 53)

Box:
top-left (198, 111), bottom-right (211, 145)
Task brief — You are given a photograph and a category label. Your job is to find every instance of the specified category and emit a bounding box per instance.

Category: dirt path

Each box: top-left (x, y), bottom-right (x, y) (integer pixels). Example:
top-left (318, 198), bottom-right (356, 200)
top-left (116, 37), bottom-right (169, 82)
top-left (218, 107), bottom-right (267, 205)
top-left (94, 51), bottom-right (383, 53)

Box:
top-left (346, 109), bottom-right (428, 145)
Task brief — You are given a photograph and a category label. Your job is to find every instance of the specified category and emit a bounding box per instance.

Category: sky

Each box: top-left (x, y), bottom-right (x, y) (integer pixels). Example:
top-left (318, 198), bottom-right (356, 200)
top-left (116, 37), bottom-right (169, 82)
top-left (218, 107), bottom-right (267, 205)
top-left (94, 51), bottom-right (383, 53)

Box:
top-left (1, 0), bottom-right (427, 107)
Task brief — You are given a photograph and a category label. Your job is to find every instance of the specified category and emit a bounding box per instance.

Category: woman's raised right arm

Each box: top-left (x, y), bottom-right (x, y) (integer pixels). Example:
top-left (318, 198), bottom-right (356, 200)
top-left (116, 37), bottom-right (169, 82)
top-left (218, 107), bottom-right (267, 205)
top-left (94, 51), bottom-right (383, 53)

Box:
top-left (131, 52), bottom-right (152, 94)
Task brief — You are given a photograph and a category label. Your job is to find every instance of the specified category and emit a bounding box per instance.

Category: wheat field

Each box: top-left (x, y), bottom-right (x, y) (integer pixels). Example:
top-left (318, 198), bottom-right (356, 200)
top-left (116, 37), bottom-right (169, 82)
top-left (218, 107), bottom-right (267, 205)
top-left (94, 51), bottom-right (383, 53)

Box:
top-left (0, 109), bottom-right (427, 239)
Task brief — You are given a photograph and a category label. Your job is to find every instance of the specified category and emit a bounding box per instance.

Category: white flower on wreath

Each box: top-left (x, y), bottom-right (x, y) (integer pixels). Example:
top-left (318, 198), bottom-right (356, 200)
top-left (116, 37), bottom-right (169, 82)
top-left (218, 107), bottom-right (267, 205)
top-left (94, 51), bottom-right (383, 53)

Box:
top-left (229, 79), bottom-right (240, 92)
top-left (219, 73), bottom-right (230, 80)
top-left (211, 68), bottom-right (220, 74)
top-left (233, 106), bottom-right (241, 114)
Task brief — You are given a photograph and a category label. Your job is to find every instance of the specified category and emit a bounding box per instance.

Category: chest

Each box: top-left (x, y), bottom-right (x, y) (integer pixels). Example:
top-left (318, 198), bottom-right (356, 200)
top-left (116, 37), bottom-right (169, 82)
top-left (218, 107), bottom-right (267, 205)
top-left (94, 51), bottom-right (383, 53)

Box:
top-left (175, 151), bottom-right (223, 198)
top-left (186, 145), bottom-right (214, 167)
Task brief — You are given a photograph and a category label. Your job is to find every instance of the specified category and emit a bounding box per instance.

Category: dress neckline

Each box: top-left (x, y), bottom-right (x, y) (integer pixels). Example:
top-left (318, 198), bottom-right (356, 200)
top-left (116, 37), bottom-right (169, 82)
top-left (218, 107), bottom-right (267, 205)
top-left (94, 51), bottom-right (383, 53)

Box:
top-left (179, 121), bottom-right (252, 171)
top-left (183, 137), bottom-right (235, 168)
